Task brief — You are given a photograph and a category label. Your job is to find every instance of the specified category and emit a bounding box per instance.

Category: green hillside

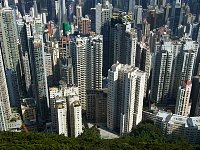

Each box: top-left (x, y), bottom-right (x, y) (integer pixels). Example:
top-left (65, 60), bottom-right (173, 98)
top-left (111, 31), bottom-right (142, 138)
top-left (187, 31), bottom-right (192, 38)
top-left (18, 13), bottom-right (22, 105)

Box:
top-left (0, 122), bottom-right (199, 150)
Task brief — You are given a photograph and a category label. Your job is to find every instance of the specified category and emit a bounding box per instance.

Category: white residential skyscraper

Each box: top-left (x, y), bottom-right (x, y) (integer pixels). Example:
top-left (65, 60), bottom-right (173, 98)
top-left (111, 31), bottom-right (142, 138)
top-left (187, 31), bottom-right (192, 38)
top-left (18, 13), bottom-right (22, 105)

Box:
top-left (32, 36), bottom-right (49, 122)
top-left (70, 35), bottom-right (103, 109)
top-left (45, 52), bottom-right (53, 85)
top-left (0, 4), bottom-right (21, 107)
top-left (175, 80), bottom-right (192, 116)
top-left (91, 2), bottom-right (112, 76)
top-left (49, 85), bottom-right (80, 137)
top-left (112, 22), bottom-right (137, 67)
top-left (150, 38), bottom-right (198, 105)
top-left (70, 36), bottom-right (87, 109)
top-left (107, 62), bottom-right (145, 135)
top-left (124, 30), bottom-right (137, 66)
top-left (22, 52), bottom-right (32, 95)
top-left (58, 0), bottom-right (66, 28)
top-left (86, 35), bottom-right (103, 90)
top-left (50, 89), bottom-right (68, 136)
top-left (150, 43), bottom-right (173, 104)
top-left (139, 43), bottom-right (151, 99)
top-left (171, 40), bottom-right (197, 100)
top-left (0, 49), bottom-right (11, 131)
top-left (68, 96), bottom-right (82, 137)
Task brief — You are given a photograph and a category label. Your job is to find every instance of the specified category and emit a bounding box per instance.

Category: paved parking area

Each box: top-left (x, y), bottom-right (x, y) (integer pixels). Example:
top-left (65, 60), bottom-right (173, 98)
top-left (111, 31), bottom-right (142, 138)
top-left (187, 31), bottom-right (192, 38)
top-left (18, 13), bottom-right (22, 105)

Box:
top-left (87, 123), bottom-right (119, 139)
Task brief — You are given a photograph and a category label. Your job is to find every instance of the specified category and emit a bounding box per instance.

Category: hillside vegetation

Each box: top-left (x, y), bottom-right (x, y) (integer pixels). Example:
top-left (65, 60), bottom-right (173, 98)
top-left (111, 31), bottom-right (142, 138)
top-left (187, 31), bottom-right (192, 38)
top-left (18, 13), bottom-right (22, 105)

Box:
top-left (0, 122), bottom-right (199, 150)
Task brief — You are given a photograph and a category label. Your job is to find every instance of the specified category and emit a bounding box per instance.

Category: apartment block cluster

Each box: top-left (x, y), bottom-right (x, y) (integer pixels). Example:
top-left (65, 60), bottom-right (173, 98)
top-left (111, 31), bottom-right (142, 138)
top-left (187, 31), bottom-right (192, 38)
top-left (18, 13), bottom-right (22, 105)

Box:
top-left (49, 85), bottom-right (82, 137)
top-left (0, 0), bottom-right (200, 142)
top-left (143, 110), bottom-right (200, 144)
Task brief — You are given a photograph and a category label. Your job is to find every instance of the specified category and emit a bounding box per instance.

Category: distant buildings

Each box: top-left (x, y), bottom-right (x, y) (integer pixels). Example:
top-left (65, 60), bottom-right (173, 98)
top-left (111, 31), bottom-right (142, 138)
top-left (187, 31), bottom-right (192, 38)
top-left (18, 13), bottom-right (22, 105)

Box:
top-left (91, 2), bottom-right (113, 76)
top-left (78, 15), bottom-right (91, 35)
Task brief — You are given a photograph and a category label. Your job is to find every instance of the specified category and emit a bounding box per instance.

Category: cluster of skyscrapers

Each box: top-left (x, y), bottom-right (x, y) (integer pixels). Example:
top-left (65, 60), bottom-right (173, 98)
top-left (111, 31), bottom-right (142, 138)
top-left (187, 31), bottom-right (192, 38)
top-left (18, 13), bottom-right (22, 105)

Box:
top-left (0, 0), bottom-right (200, 142)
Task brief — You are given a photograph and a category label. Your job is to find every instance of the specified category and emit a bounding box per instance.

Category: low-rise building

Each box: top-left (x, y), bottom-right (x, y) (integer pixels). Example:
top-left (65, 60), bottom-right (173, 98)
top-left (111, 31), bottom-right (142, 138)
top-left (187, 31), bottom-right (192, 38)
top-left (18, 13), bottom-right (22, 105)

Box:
top-left (142, 110), bottom-right (157, 122)
top-left (8, 113), bottom-right (22, 132)
top-left (155, 111), bottom-right (200, 144)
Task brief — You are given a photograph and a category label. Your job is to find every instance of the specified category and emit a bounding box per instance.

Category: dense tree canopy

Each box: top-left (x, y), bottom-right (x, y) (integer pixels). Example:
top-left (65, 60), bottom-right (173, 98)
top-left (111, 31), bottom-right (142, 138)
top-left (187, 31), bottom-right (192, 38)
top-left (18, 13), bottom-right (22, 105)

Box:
top-left (0, 123), bottom-right (199, 150)
top-left (78, 126), bottom-right (101, 141)
top-left (130, 122), bottom-right (167, 144)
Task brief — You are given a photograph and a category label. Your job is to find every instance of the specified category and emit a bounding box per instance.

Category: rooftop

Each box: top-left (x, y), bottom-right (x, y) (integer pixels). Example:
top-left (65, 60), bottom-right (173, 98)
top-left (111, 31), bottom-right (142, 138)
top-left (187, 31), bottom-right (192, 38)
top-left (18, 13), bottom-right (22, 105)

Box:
top-left (169, 115), bottom-right (188, 126)
top-left (110, 62), bottom-right (145, 75)
top-left (157, 111), bottom-right (200, 128)
top-left (156, 111), bottom-right (171, 122)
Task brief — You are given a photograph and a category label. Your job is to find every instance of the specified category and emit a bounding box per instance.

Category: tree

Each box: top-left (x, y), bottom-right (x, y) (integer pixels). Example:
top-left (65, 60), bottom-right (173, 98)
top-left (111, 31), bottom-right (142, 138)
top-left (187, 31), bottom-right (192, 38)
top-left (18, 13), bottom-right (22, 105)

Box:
top-left (131, 122), bottom-right (166, 144)
top-left (0, 126), bottom-right (198, 149)
top-left (78, 126), bottom-right (101, 142)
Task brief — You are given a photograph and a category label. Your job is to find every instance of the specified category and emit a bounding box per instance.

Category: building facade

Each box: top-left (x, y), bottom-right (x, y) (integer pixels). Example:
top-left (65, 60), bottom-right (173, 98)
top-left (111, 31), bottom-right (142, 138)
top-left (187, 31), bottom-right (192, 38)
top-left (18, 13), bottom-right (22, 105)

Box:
top-left (150, 43), bottom-right (173, 104)
top-left (175, 80), bottom-right (192, 116)
top-left (68, 96), bottom-right (82, 137)
top-left (50, 87), bottom-right (68, 136)
top-left (70, 35), bottom-right (103, 109)
top-left (0, 4), bottom-right (21, 107)
top-left (86, 89), bottom-right (107, 123)
top-left (0, 47), bottom-right (11, 131)
top-left (155, 111), bottom-right (200, 144)
top-left (107, 62), bottom-right (145, 135)
top-left (32, 36), bottom-right (49, 122)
